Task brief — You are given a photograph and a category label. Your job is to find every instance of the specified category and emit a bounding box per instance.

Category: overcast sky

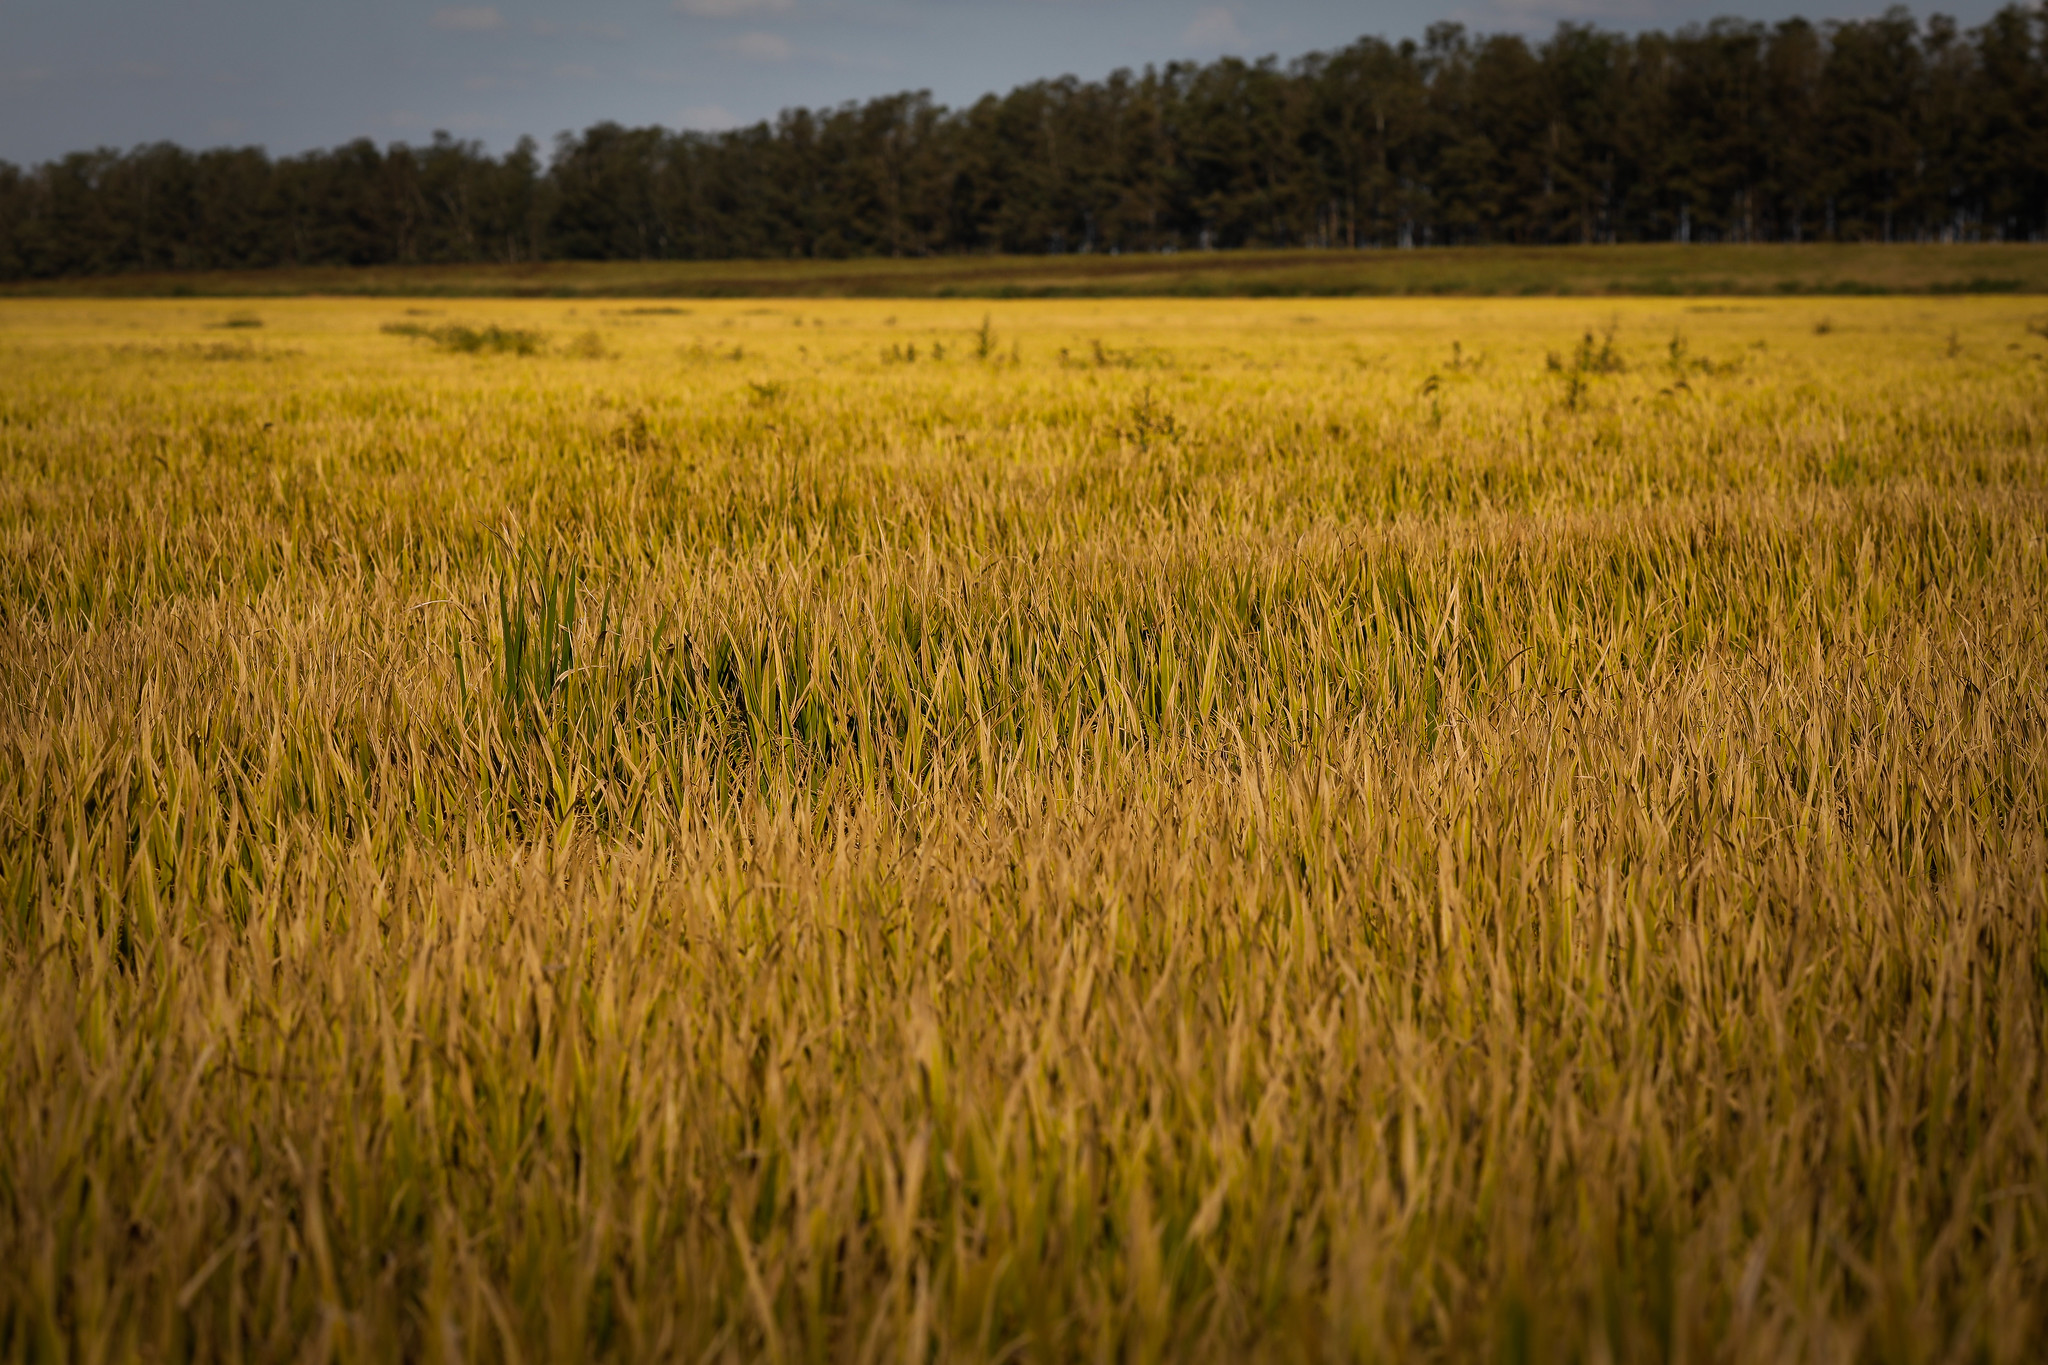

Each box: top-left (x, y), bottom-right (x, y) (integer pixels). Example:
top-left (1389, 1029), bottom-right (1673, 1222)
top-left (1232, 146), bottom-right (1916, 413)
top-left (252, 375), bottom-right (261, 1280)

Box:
top-left (0, 0), bottom-right (2020, 165)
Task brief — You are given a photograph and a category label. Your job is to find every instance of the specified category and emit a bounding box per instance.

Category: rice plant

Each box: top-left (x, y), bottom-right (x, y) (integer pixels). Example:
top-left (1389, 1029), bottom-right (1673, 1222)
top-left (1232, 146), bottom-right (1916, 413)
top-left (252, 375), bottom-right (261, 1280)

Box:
top-left (1, 295), bottom-right (2043, 1363)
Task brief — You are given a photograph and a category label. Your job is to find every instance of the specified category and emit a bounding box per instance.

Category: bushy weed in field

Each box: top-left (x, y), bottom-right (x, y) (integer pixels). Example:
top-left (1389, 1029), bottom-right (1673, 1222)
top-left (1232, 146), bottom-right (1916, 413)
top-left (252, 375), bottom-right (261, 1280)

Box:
top-left (564, 328), bottom-right (612, 360)
top-left (383, 319), bottom-right (548, 355)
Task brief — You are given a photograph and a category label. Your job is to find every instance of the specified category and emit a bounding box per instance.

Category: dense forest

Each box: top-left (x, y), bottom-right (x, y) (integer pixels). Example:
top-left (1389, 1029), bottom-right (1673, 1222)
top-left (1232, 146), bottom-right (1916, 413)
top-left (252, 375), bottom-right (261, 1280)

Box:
top-left (2, 5), bottom-right (2045, 279)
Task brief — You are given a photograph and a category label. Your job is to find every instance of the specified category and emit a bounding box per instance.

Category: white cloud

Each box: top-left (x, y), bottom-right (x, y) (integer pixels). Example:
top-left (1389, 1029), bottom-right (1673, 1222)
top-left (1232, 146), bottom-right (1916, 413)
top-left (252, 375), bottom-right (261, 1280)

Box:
top-left (675, 0), bottom-right (794, 17)
top-left (432, 7), bottom-right (504, 33)
top-left (1180, 5), bottom-right (1243, 51)
top-left (724, 30), bottom-right (793, 61)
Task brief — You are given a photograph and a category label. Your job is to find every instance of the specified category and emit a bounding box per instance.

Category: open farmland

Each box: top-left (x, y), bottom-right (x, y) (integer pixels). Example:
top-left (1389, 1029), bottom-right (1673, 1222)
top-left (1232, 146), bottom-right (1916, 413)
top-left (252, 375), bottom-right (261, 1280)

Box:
top-left (2, 296), bottom-right (2046, 1361)
top-left (6, 243), bottom-right (2047, 301)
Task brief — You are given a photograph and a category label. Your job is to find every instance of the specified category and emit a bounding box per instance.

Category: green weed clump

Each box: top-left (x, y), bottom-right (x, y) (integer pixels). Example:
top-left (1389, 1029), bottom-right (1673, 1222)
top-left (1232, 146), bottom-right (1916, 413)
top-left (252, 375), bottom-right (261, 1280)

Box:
top-left (383, 319), bottom-right (548, 355)
top-left (0, 295), bottom-right (2045, 1363)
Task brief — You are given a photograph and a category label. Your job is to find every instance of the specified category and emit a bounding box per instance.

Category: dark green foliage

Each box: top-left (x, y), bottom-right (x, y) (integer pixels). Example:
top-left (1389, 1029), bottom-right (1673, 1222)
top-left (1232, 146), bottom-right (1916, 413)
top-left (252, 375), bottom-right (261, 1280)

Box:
top-left (381, 321), bottom-right (547, 354)
top-left (0, 5), bottom-right (2044, 281)
top-left (498, 556), bottom-right (581, 720)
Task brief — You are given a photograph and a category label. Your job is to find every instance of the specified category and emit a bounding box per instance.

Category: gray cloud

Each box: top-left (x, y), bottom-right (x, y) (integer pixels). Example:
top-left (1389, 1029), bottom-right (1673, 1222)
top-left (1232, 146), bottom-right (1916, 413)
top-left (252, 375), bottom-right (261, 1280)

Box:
top-left (679, 102), bottom-right (742, 128)
top-left (0, 0), bottom-right (2014, 165)
top-left (724, 30), bottom-right (795, 60)
top-left (676, 0), bottom-right (797, 17)
top-left (1180, 5), bottom-right (1245, 49)
top-left (432, 6), bottom-right (506, 33)
top-left (1454, 0), bottom-right (1662, 32)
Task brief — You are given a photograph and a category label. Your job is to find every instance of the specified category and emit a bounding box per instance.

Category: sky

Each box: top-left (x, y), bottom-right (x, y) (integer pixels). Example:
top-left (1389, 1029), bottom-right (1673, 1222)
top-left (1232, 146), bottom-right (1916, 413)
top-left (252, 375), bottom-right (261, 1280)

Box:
top-left (0, 0), bottom-right (2023, 166)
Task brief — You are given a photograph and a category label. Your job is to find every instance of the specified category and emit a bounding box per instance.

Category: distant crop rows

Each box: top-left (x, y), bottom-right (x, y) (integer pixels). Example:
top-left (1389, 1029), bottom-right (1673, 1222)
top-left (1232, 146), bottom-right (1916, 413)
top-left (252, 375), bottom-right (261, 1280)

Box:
top-left (1, 297), bottom-right (2044, 1361)
top-left (10, 243), bottom-right (2048, 303)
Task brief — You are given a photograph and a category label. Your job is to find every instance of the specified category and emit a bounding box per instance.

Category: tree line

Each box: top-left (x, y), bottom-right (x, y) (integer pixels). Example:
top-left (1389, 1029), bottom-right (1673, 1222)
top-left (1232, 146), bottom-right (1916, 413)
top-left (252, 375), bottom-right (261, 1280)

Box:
top-left (2, 5), bottom-right (2044, 279)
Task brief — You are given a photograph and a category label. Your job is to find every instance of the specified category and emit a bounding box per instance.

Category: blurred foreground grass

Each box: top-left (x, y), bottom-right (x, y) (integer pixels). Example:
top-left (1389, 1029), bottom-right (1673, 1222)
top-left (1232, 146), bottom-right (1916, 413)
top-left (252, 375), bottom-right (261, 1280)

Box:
top-left (1, 296), bottom-right (2045, 1362)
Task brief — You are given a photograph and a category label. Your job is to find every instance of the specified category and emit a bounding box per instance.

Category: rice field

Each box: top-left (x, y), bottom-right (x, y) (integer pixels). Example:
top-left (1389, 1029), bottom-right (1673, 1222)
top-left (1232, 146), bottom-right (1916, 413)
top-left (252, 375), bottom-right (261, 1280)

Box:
top-left (1, 295), bottom-right (2045, 1363)
top-left (9, 242), bottom-right (2047, 301)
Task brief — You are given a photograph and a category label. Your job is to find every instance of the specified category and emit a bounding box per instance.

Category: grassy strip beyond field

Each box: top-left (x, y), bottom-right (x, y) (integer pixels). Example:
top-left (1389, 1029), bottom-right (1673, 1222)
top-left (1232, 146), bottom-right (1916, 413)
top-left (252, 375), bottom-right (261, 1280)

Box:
top-left (5, 241), bottom-right (2048, 299)
top-left (1, 297), bottom-right (2044, 1362)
